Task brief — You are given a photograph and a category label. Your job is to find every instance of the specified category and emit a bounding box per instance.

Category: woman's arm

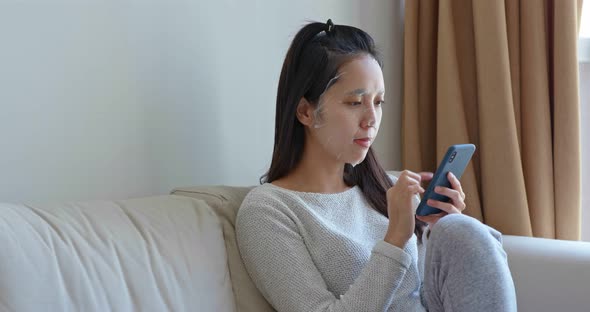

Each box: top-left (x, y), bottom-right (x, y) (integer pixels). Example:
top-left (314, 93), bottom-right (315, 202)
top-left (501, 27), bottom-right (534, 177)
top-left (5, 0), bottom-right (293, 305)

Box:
top-left (236, 199), bottom-right (413, 312)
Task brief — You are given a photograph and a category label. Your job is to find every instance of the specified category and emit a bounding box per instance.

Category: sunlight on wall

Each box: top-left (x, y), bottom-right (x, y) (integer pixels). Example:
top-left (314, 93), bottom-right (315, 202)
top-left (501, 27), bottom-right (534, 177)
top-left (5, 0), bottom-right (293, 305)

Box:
top-left (581, 1), bottom-right (589, 38)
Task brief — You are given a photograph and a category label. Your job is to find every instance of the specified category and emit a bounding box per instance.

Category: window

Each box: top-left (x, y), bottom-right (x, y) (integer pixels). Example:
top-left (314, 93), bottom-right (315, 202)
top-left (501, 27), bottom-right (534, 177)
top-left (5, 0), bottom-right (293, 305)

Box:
top-left (580, 1), bottom-right (589, 241)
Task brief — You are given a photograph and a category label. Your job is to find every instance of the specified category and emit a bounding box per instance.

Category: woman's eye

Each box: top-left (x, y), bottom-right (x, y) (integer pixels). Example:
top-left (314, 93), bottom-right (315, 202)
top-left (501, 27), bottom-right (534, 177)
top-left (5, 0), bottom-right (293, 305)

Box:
top-left (348, 101), bottom-right (362, 106)
top-left (375, 100), bottom-right (385, 106)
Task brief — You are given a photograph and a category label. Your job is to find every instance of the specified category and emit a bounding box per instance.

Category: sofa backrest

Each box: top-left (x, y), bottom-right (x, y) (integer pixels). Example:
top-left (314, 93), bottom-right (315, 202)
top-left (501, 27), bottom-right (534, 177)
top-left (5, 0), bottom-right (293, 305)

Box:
top-left (0, 195), bottom-right (235, 311)
top-left (171, 186), bottom-right (275, 312)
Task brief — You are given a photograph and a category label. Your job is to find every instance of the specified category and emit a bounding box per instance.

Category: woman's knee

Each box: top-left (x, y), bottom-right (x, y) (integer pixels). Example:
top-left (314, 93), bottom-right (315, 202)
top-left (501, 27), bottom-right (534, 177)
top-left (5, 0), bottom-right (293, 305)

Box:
top-left (429, 214), bottom-right (502, 249)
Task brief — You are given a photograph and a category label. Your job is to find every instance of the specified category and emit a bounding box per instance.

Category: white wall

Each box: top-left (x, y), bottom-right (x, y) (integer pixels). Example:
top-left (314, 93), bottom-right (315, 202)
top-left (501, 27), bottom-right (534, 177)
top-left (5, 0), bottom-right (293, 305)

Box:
top-left (0, 1), bottom-right (404, 203)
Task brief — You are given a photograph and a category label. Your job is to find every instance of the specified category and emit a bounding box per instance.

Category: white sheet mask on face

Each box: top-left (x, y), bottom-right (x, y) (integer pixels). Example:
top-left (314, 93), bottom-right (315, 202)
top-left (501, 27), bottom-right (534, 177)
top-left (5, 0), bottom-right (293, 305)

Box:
top-left (312, 72), bottom-right (346, 129)
top-left (309, 72), bottom-right (380, 168)
top-left (348, 91), bottom-right (379, 168)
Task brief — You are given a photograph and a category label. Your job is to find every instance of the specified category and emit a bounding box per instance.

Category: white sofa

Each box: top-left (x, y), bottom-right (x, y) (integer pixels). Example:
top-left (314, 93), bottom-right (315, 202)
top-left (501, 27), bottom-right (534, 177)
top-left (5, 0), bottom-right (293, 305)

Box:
top-left (0, 183), bottom-right (589, 312)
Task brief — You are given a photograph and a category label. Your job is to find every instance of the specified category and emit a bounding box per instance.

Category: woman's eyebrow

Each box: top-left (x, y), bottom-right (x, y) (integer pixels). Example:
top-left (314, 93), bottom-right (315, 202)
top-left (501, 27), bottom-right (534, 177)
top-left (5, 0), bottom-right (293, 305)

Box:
top-left (346, 88), bottom-right (367, 96)
top-left (345, 89), bottom-right (385, 96)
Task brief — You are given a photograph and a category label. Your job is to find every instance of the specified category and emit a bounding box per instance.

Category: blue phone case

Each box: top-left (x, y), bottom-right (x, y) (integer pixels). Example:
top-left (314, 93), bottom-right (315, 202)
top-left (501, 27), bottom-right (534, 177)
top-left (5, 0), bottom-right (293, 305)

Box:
top-left (415, 144), bottom-right (476, 216)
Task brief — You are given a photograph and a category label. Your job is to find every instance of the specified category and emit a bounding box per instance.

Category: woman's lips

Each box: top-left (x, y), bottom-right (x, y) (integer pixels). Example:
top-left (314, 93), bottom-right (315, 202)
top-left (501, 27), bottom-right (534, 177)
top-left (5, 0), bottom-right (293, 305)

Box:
top-left (353, 138), bottom-right (371, 148)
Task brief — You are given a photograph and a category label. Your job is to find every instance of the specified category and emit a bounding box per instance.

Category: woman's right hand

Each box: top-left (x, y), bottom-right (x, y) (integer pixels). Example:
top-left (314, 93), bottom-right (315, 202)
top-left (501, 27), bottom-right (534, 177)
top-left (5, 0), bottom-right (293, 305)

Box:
top-left (384, 170), bottom-right (430, 248)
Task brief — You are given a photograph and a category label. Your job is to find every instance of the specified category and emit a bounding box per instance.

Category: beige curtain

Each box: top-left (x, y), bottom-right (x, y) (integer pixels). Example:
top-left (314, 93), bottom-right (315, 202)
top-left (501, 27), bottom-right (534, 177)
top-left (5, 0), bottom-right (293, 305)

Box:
top-left (402, 0), bottom-right (584, 240)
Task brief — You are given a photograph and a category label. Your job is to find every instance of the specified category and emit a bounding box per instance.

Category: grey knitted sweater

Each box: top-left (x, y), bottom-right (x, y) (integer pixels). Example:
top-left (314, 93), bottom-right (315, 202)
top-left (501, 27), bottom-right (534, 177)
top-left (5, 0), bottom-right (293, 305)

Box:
top-left (236, 180), bottom-right (428, 312)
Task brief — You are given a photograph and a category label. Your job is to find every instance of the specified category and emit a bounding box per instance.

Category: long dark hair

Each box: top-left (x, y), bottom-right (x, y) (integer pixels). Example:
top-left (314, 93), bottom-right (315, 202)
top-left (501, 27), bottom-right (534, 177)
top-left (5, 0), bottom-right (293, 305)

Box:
top-left (261, 20), bottom-right (425, 242)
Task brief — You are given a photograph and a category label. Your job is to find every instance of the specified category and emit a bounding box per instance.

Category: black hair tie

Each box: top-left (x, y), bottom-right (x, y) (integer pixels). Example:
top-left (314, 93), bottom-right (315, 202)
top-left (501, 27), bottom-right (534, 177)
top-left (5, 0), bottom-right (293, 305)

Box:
top-left (326, 19), bottom-right (334, 33)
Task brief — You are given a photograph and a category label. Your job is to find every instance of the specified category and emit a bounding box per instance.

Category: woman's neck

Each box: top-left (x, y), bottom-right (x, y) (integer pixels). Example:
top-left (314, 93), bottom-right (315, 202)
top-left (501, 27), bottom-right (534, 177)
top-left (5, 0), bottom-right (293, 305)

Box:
top-left (272, 143), bottom-right (350, 194)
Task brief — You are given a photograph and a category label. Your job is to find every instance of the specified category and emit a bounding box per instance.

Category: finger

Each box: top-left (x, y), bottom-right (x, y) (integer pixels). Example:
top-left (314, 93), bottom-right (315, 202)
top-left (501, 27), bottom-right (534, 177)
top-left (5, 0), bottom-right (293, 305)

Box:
top-left (434, 186), bottom-right (465, 210)
top-left (408, 184), bottom-right (425, 194)
top-left (401, 170), bottom-right (421, 181)
top-left (418, 172), bottom-right (434, 182)
top-left (399, 174), bottom-right (421, 186)
top-left (426, 199), bottom-right (461, 214)
top-left (447, 172), bottom-right (464, 195)
top-left (416, 212), bottom-right (447, 224)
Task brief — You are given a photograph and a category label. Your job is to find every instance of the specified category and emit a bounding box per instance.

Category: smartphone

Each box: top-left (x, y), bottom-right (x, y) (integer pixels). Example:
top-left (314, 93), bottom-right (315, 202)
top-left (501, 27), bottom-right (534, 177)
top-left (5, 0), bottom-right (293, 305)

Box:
top-left (415, 144), bottom-right (476, 216)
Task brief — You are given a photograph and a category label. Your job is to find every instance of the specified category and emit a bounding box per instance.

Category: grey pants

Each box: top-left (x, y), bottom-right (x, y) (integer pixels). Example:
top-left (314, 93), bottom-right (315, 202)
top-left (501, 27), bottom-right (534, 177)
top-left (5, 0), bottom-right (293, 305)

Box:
top-left (422, 214), bottom-right (517, 312)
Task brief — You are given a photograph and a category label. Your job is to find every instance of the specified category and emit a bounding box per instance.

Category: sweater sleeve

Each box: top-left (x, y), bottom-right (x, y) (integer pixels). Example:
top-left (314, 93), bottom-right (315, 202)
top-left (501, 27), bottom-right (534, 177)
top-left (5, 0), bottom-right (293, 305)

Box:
top-left (236, 197), bottom-right (413, 312)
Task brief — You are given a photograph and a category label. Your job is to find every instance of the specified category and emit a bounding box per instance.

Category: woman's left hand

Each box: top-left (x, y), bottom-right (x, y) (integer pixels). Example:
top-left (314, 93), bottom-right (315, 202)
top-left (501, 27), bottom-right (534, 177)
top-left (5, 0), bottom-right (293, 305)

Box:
top-left (415, 172), bottom-right (466, 227)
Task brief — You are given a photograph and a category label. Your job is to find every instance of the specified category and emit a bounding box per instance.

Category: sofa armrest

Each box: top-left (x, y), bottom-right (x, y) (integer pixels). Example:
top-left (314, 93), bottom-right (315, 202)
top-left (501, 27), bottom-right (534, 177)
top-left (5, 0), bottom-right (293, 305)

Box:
top-left (502, 235), bottom-right (590, 312)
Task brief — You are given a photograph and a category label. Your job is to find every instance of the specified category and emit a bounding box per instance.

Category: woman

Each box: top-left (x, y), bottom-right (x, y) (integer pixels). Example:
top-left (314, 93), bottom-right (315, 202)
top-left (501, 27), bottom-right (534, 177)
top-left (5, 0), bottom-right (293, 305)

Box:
top-left (236, 19), bottom-right (516, 312)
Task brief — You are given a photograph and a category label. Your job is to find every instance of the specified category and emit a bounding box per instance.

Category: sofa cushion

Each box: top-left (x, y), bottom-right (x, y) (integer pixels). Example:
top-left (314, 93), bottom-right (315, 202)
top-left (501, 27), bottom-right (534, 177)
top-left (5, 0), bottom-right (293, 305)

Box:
top-left (502, 235), bottom-right (590, 311)
top-left (171, 186), bottom-right (275, 312)
top-left (0, 195), bottom-right (235, 312)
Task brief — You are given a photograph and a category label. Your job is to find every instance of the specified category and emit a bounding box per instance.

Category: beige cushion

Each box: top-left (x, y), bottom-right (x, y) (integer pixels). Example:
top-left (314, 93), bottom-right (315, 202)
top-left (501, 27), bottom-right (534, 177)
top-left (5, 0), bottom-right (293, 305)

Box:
top-left (171, 186), bottom-right (275, 312)
top-left (0, 195), bottom-right (235, 312)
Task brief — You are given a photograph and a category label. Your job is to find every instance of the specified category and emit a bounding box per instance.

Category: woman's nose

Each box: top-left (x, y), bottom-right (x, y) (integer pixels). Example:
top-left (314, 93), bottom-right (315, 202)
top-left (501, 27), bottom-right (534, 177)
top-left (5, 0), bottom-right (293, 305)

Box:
top-left (361, 105), bottom-right (377, 128)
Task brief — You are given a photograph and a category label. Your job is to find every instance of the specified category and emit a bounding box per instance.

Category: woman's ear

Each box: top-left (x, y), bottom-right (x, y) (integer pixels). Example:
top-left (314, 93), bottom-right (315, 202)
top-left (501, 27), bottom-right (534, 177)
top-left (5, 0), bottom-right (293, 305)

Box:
top-left (296, 98), bottom-right (315, 127)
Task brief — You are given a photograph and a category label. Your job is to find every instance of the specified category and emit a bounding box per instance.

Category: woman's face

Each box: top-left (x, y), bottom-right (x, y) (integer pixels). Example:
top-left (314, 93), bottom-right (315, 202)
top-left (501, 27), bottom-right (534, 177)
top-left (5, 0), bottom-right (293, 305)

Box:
top-left (306, 54), bottom-right (384, 166)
